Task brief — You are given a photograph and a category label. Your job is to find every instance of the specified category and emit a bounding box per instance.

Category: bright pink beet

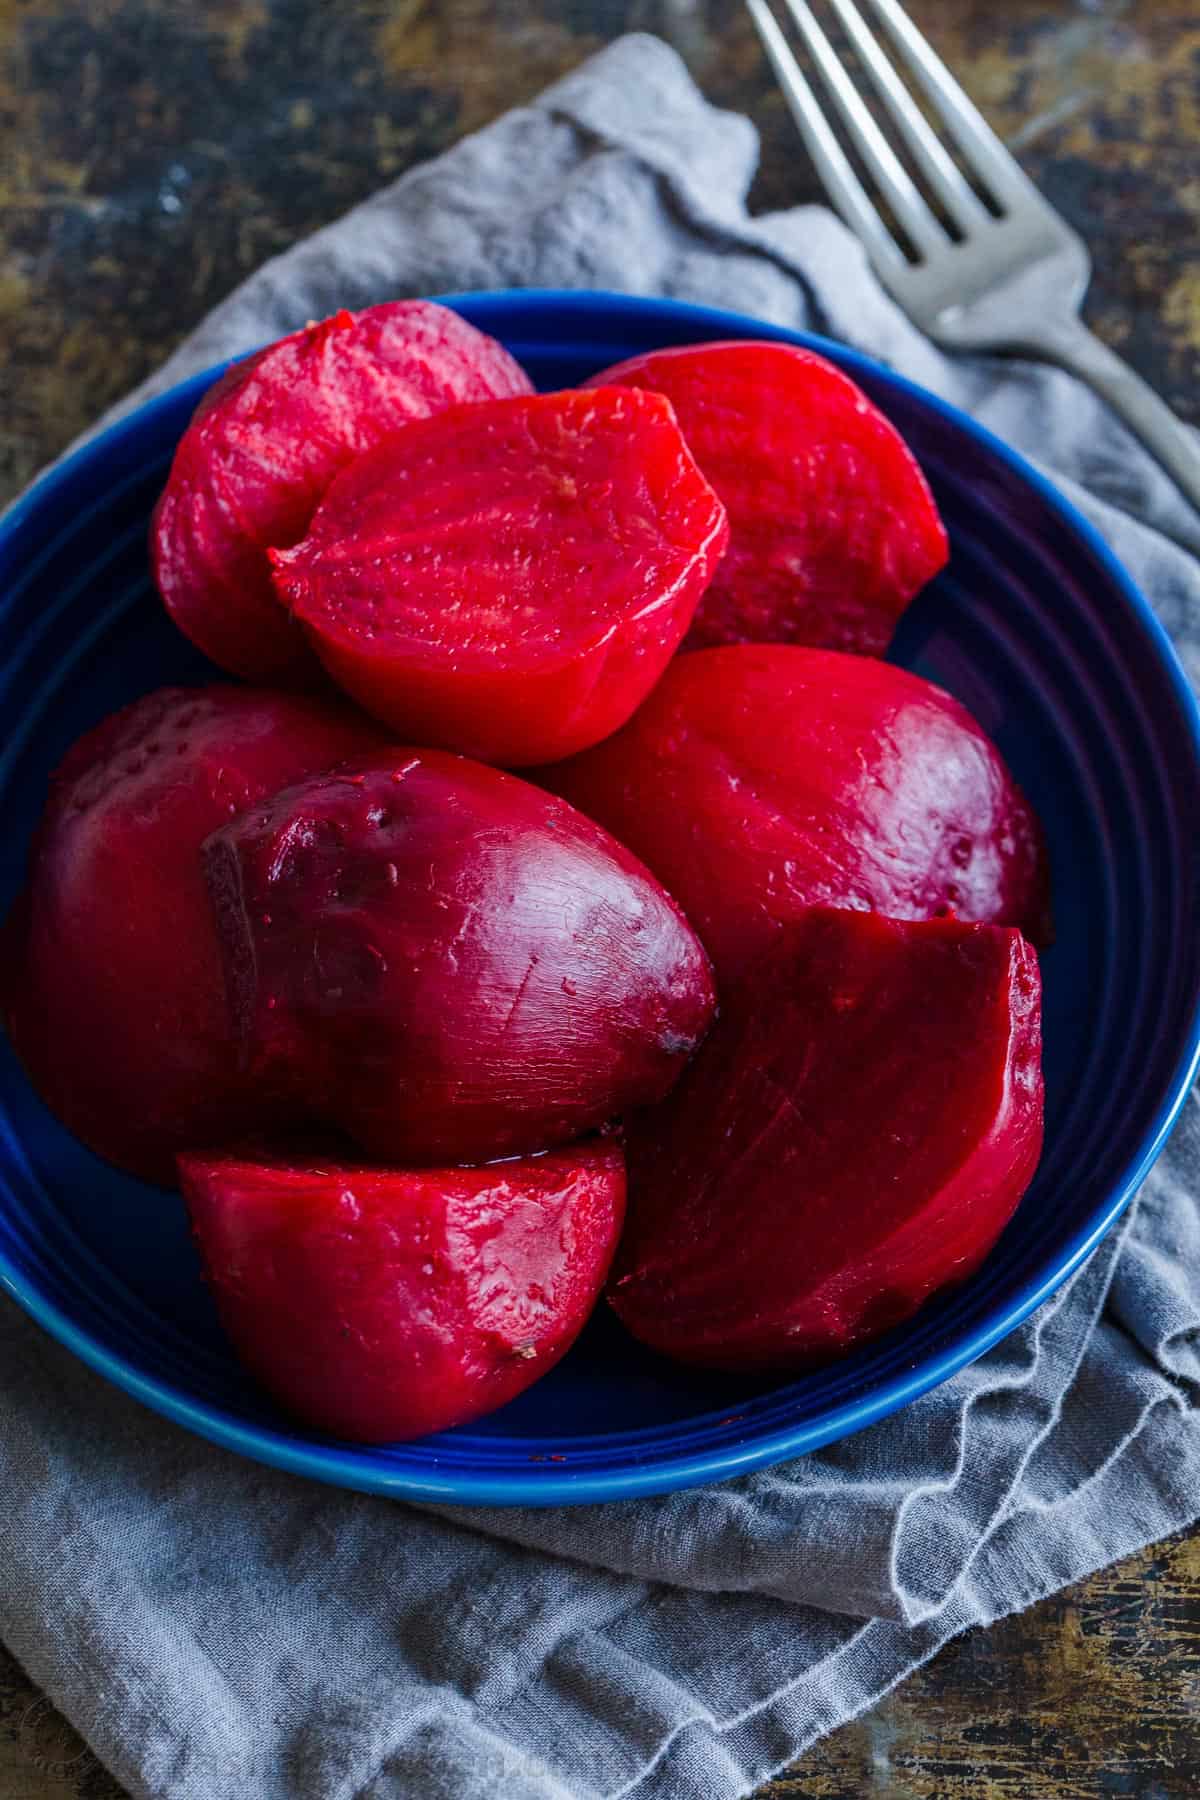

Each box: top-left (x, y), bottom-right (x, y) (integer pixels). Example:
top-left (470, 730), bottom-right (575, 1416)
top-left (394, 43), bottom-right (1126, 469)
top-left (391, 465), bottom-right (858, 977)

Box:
top-left (180, 1140), bottom-right (626, 1441)
top-left (151, 301), bottom-right (533, 687)
top-left (539, 645), bottom-right (1050, 983)
top-left (4, 686), bottom-right (388, 1184)
top-left (611, 909), bottom-right (1044, 1369)
top-left (202, 751), bottom-right (717, 1164)
top-left (268, 387), bottom-right (729, 765)
top-left (583, 340), bottom-right (948, 655)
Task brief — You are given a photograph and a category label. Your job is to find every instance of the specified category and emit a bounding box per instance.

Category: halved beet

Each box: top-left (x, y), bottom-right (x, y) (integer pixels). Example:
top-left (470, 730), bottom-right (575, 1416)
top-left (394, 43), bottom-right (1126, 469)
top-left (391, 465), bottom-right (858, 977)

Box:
top-left (180, 1140), bottom-right (625, 1441)
top-left (611, 909), bottom-right (1043, 1369)
top-left (539, 645), bottom-right (1049, 983)
top-left (3, 686), bottom-right (388, 1184)
top-left (151, 301), bottom-right (532, 686)
top-left (268, 387), bottom-right (730, 766)
top-left (582, 340), bottom-right (948, 654)
top-left (202, 751), bottom-right (716, 1164)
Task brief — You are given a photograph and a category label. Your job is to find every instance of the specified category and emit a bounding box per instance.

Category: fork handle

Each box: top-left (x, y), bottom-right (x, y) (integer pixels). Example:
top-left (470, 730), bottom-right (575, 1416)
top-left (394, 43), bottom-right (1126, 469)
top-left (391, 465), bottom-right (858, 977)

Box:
top-left (1015, 317), bottom-right (1200, 515)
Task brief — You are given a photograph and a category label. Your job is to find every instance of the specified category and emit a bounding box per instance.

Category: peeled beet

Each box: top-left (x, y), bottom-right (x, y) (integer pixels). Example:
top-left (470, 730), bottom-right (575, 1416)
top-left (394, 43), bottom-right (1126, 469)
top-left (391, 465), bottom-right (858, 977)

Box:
top-left (268, 387), bottom-right (729, 765)
top-left (202, 751), bottom-right (716, 1164)
top-left (151, 301), bottom-right (533, 686)
top-left (583, 340), bottom-right (948, 654)
top-left (4, 686), bottom-right (387, 1184)
top-left (612, 909), bottom-right (1044, 1369)
top-left (180, 1140), bottom-right (625, 1441)
top-left (539, 645), bottom-right (1048, 982)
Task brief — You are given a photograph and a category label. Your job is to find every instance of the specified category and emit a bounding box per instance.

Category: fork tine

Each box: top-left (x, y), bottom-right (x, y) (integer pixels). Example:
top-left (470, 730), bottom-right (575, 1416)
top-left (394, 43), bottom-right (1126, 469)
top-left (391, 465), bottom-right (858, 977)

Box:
top-left (777, 0), bottom-right (946, 258)
top-left (822, 0), bottom-right (989, 232)
top-left (745, 0), bottom-right (905, 270)
top-left (861, 0), bottom-right (1041, 209)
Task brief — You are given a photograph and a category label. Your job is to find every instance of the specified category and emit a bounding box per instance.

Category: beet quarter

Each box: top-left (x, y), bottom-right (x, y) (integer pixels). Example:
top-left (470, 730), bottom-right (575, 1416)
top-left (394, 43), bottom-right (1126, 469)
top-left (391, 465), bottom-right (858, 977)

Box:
top-left (4, 686), bottom-right (387, 1184)
top-left (180, 1141), bottom-right (625, 1441)
top-left (269, 387), bottom-right (729, 766)
top-left (151, 301), bottom-right (532, 686)
top-left (202, 752), bottom-right (716, 1164)
top-left (583, 339), bottom-right (948, 654)
top-left (611, 910), bottom-right (1044, 1370)
top-left (540, 644), bottom-right (1049, 983)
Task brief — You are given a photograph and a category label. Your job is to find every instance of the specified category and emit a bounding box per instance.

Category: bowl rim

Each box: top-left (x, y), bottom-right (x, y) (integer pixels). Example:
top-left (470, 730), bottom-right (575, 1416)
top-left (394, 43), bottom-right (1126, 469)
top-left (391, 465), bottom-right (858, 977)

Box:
top-left (3, 286), bottom-right (1200, 1506)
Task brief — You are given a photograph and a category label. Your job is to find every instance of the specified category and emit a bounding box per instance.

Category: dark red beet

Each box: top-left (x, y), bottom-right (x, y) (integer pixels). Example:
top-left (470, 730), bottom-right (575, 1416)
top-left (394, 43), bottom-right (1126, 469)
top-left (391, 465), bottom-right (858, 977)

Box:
top-left (611, 910), bottom-right (1043, 1369)
top-left (582, 340), bottom-right (948, 654)
top-left (180, 1140), bottom-right (625, 1441)
top-left (202, 751), bottom-right (716, 1164)
top-left (268, 387), bottom-right (729, 766)
top-left (4, 686), bottom-right (388, 1184)
top-left (539, 645), bottom-right (1049, 983)
top-left (151, 302), bottom-right (532, 687)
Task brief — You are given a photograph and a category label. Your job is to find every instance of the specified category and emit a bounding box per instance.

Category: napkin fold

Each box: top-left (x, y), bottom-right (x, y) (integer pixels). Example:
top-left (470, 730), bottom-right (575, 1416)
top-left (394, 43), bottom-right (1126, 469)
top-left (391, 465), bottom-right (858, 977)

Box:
top-left (5, 35), bottom-right (1200, 1800)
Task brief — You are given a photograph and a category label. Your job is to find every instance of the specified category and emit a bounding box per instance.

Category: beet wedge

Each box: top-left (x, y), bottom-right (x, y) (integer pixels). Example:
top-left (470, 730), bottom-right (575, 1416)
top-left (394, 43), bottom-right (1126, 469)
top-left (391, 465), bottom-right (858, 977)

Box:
top-left (612, 909), bottom-right (1044, 1370)
top-left (583, 339), bottom-right (948, 655)
top-left (3, 686), bottom-right (389, 1186)
top-left (181, 1140), bottom-right (625, 1441)
top-left (539, 644), bottom-right (1049, 983)
top-left (202, 751), bottom-right (716, 1165)
top-left (151, 301), bottom-right (532, 686)
top-left (269, 387), bottom-right (729, 766)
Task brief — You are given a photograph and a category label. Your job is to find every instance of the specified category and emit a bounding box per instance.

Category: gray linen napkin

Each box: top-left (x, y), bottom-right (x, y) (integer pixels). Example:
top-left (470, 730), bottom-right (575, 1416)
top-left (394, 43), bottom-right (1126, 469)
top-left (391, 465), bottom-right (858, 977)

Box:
top-left (5, 34), bottom-right (1200, 1800)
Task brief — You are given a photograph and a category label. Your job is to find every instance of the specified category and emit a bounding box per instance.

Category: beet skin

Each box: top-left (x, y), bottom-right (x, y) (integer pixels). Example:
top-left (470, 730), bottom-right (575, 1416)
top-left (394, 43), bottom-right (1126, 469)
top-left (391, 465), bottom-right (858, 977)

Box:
top-left (181, 1140), bottom-right (626, 1441)
top-left (4, 685), bottom-right (387, 1184)
top-left (539, 644), bottom-right (1049, 982)
top-left (202, 751), bottom-right (717, 1164)
top-left (611, 909), bottom-right (1044, 1369)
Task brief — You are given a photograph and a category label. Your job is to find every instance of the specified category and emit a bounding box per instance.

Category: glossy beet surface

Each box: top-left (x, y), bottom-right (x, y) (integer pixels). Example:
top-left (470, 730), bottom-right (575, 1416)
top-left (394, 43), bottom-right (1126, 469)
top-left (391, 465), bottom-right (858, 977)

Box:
top-left (269, 387), bottom-right (729, 765)
top-left (4, 686), bottom-right (387, 1185)
top-left (151, 301), bottom-right (532, 687)
top-left (203, 751), bottom-right (716, 1164)
top-left (541, 644), bottom-right (1048, 983)
top-left (613, 910), bottom-right (1044, 1370)
top-left (583, 340), bottom-right (948, 655)
top-left (3, 292), bottom-right (1197, 1504)
top-left (180, 1141), bottom-right (626, 1442)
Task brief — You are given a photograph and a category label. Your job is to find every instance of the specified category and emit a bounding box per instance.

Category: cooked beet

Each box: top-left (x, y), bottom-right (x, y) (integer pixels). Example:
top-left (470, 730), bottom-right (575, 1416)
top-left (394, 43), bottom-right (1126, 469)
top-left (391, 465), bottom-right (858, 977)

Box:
top-left (180, 1140), bottom-right (625, 1441)
top-left (151, 301), bottom-right (532, 686)
top-left (268, 387), bottom-right (729, 766)
top-left (202, 751), bottom-right (716, 1164)
top-left (611, 909), bottom-right (1044, 1369)
top-left (582, 339), bottom-right (948, 654)
top-left (4, 686), bottom-right (388, 1184)
top-left (539, 645), bottom-right (1049, 982)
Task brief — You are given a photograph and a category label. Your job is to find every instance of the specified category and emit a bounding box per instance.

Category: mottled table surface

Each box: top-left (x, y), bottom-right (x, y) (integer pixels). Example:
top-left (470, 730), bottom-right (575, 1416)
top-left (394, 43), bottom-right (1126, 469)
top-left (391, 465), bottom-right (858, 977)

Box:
top-left (2, 2), bottom-right (1198, 1795)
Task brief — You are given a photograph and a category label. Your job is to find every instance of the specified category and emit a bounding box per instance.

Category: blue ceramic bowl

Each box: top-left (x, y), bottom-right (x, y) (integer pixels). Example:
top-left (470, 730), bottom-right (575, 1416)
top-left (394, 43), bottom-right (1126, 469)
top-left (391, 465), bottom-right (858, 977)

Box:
top-left (2, 291), bottom-right (1199, 1506)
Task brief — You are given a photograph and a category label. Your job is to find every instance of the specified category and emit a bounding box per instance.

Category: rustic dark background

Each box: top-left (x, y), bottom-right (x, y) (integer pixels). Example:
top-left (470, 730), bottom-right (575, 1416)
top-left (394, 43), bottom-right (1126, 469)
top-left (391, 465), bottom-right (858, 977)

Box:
top-left (2, 1), bottom-right (1199, 1794)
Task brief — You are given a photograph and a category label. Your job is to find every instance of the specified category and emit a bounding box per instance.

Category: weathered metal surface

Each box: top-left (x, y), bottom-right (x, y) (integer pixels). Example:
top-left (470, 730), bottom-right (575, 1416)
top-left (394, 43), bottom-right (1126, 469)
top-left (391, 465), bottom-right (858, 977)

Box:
top-left (1, 0), bottom-right (1197, 504)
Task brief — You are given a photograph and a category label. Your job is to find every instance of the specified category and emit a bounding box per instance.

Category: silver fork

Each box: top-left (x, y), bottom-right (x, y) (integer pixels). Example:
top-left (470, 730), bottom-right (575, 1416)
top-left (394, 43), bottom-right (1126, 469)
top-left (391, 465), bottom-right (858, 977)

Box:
top-left (746, 0), bottom-right (1200, 512)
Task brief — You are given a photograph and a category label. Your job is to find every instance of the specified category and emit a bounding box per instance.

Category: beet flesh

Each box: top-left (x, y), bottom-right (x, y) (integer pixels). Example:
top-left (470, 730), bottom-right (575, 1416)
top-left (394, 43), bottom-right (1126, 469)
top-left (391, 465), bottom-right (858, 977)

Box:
top-left (539, 645), bottom-right (1049, 983)
top-left (611, 909), bottom-right (1044, 1369)
top-left (202, 751), bottom-right (717, 1164)
top-left (582, 340), bottom-right (948, 655)
top-left (180, 1140), bottom-right (625, 1441)
top-left (151, 301), bottom-right (533, 687)
top-left (269, 387), bottom-right (729, 766)
top-left (3, 685), bottom-right (387, 1184)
